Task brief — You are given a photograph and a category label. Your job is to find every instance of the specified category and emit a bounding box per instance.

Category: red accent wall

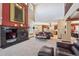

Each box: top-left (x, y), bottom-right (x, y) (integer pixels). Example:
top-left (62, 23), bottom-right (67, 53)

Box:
top-left (2, 3), bottom-right (28, 28)
top-left (71, 24), bottom-right (79, 32)
top-left (71, 24), bottom-right (76, 32)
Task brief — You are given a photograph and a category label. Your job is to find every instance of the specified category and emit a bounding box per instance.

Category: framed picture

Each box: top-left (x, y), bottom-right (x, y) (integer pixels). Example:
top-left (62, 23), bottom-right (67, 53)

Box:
top-left (10, 3), bottom-right (25, 23)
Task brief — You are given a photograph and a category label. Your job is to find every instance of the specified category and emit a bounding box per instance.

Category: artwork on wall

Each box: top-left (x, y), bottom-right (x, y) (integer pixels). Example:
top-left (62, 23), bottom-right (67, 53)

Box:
top-left (54, 25), bottom-right (58, 30)
top-left (15, 5), bottom-right (23, 22)
top-left (10, 3), bottom-right (25, 23)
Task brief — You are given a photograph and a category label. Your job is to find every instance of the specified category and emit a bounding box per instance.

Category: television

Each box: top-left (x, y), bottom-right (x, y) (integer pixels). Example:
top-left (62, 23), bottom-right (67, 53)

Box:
top-left (10, 3), bottom-right (25, 23)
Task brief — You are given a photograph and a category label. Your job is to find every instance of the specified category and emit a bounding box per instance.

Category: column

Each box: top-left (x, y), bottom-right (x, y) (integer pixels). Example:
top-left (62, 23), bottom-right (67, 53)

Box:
top-left (58, 20), bottom-right (66, 39)
top-left (65, 21), bottom-right (71, 42)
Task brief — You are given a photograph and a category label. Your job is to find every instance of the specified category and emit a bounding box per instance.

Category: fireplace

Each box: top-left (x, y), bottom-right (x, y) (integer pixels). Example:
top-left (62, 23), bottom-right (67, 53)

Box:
top-left (0, 26), bottom-right (28, 48)
top-left (6, 27), bottom-right (17, 43)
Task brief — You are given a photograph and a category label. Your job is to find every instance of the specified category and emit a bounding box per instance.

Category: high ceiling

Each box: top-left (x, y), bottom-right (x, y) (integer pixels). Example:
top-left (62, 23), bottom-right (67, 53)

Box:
top-left (35, 3), bottom-right (64, 23)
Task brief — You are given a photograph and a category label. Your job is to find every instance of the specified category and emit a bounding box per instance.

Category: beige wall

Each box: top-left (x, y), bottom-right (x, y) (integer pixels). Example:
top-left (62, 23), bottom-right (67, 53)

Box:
top-left (34, 25), bottom-right (42, 34)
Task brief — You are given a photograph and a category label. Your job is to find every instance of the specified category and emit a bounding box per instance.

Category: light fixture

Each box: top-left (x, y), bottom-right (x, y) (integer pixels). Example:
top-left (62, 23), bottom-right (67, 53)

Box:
top-left (20, 24), bottom-right (23, 27)
top-left (16, 4), bottom-right (22, 9)
top-left (71, 21), bottom-right (79, 24)
top-left (14, 24), bottom-right (17, 27)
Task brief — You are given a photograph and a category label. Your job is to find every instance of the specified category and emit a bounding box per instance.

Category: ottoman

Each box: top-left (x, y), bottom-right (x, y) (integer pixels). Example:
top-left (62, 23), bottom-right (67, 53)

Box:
top-left (38, 46), bottom-right (54, 56)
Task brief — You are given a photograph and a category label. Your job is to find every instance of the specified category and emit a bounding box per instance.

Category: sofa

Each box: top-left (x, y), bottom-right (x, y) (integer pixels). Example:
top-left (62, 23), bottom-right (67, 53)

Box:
top-left (36, 32), bottom-right (52, 39)
top-left (71, 32), bottom-right (79, 38)
top-left (56, 42), bottom-right (79, 56)
top-left (38, 46), bottom-right (54, 56)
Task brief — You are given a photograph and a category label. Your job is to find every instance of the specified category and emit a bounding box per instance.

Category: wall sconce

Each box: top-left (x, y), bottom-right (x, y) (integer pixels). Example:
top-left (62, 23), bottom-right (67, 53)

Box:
top-left (14, 24), bottom-right (17, 27)
top-left (20, 24), bottom-right (23, 27)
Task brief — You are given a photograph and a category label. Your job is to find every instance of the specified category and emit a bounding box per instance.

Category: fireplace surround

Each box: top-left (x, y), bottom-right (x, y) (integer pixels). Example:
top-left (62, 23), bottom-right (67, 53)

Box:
top-left (0, 26), bottom-right (28, 48)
